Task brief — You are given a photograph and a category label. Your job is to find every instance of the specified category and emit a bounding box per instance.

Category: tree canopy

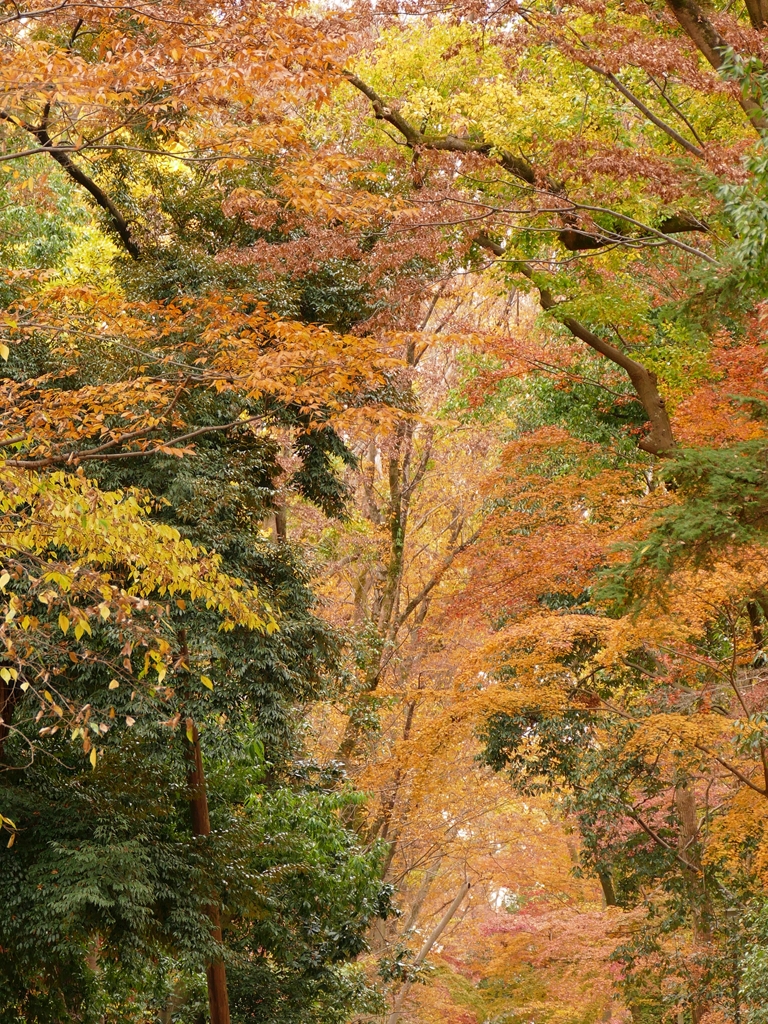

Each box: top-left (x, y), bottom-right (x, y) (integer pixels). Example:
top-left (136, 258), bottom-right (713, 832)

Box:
top-left (2, 1), bottom-right (768, 1023)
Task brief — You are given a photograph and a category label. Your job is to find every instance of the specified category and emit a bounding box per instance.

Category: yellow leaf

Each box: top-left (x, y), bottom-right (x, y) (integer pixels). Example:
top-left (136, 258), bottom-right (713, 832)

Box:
top-left (58, 613), bottom-right (70, 635)
top-left (108, 679), bottom-right (119, 690)
top-left (74, 618), bottom-right (92, 640)
top-left (186, 718), bottom-right (195, 743)
top-left (0, 344), bottom-right (8, 362)
top-left (90, 747), bottom-right (97, 768)
top-left (201, 675), bottom-right (213, 690)
top-left (6, 832), bottom-right (15, 848)
top-left (0, 573), bottom-right (9, 590)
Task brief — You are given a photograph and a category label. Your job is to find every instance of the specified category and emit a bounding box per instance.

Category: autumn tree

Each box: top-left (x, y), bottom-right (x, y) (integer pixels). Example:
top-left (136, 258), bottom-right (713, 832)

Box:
top-left (5, 1), bottom-right (768, 1023)
top-left (0, 3), bottom-right (408, 1021)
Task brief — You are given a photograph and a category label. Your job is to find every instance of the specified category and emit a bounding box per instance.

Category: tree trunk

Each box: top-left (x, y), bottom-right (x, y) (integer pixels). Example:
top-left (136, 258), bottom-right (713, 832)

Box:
top-left (387, 882), bottom-right (470, 1024)
top-left (748, 600), bottom-right (764, 656)
top-left (597, 867), bottom-right (618, 908)
top-left (272, 505), bottom-right (287, 544)
top-left (474, 234), bottom-right (676, 455)
top-left (744, 0), bottom-right (768, 28)
top-left (401, 855), bottom-right (443, 935)
top-left (185, 720), bottom-right (231, 1024)
top-left (663, 0), bottom-right (768, 132)
top-left (675, 784), bottom-right (712, 1024)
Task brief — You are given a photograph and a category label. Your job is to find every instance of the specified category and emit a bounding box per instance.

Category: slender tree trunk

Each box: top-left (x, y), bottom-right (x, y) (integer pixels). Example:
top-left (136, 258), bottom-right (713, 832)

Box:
top-left (675, 784), bottom-right (711, 1024)
top-left (0, 675), bottom-right (10, 763)
top-left (185, 720), bottom-right (231, 1024)
top-left (748, 600), bottom-right (764, 655)
top-left (387, 882), bottom-right (470, 1024)
top-left (158, 985), bottom-right (186, 1024)
top-left (597, 867), bottom-right (618, 908)
top-left (272, 506), bottom-right (287, 544)
top-left (401, 855), bottom-right (443, 935)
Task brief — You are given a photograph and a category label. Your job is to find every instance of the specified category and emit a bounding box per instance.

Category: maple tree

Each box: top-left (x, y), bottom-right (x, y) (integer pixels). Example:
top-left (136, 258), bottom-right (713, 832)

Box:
top-left (313, 1), bottom-right (768, 1019)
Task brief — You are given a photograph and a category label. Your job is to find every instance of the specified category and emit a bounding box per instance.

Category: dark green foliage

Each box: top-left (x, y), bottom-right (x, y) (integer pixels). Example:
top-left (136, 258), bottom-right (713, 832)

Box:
top-left (226, 787), bottom-right (392, 1024)
top-left (297, 263), bottom-right (374, 333)
top-left (480, 709), bottom-right (593, 797)
top-left (602, 438), bottom-right (768, 607)
top-left (740, 901), bottom-right (768, 1024)
top-left (92, 418), bottom-right (349, 761)
top-left (0, 740), bottom-right (389, 1024)
top-left (0, 743), bottom-right (210, 1023)
top-left (110, 161), bottom-right (385, 331)
top-left (291, 427), bottom-right (355, 520)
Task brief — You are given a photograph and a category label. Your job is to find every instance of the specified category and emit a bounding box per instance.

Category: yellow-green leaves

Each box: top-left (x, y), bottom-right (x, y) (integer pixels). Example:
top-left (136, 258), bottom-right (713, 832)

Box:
top-left (0, 465), bottom-right (277, 633)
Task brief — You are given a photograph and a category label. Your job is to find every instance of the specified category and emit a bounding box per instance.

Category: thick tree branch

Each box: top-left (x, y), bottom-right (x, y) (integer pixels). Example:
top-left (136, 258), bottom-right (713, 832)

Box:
top-left (4, 415), bottom-right (265, 469)
top-left (476, 233), bottom-right (675, 455)
top-left (0, 111), bottom-right (140, 257)
top-left (662, 0), bottom-right (768, 132)
top-left (345, 70), bottom-right (710, 253)
top-left (344, 70), bottom-right (536, 183)
top-left (596, 67), bottom-right (704, 157)
top-left (566, 24), bottom-right (704, 154)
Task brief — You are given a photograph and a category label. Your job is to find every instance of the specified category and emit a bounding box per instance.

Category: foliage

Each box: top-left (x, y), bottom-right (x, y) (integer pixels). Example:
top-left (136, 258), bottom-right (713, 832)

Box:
top-left (5, 0), bottom-right (768, 1021)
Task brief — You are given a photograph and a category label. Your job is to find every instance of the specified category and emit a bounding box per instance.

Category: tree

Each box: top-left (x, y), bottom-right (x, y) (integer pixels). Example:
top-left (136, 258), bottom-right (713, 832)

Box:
top-left (0, 4), bottom-right (404, 1020)
top-left (5, 0), bottom-right (768, 1020)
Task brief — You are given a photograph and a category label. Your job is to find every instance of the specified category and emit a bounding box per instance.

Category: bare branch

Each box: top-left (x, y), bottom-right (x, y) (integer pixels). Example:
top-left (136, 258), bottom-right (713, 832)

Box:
top-left (4, 415), bottom-right (265, 469)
